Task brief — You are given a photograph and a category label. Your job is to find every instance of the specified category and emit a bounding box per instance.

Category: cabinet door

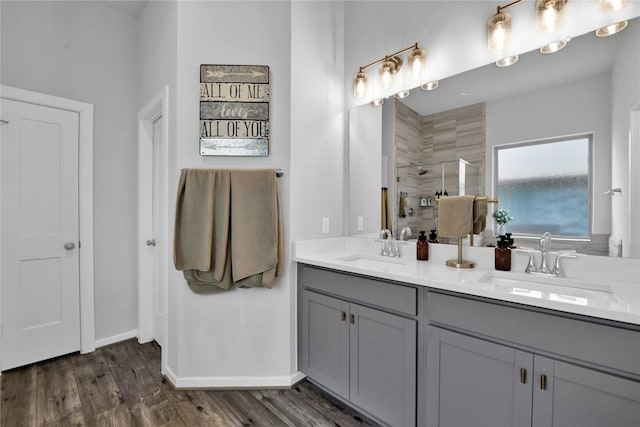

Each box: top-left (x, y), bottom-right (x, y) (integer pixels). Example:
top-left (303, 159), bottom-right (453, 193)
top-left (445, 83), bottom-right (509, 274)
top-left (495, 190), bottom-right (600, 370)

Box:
top-left (426, 327), bottom-right (533, 427)
top-left (300, 290), bottom-right (350, 399)
top-left (349, 303), bottom-right (417, 427)
top-left (533, 356), bottom-right (640, 427)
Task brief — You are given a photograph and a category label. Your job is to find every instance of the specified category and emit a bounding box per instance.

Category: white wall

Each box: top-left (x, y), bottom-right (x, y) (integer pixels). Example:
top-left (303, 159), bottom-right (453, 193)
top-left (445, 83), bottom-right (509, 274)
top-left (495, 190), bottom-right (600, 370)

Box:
top-left (486, 73), bottom-right (612, 235)
top-left (167, 0), bottom-right (295, 384)
top-left (0, 1), bottom-right (139, 341)
top-left (611, 20), bottom-right (640, 257)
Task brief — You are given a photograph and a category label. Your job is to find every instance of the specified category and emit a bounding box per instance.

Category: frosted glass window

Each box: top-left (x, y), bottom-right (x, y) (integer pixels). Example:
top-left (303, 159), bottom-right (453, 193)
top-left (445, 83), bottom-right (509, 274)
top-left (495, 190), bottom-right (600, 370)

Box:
top-left (495, 136), bottom-right (591, 238)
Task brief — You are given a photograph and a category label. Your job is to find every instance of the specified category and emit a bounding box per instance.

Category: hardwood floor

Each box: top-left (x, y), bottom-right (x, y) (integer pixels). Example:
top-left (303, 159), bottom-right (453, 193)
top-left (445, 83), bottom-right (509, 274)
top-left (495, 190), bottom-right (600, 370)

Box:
top-left (1, 339), bottom-right (377, 427)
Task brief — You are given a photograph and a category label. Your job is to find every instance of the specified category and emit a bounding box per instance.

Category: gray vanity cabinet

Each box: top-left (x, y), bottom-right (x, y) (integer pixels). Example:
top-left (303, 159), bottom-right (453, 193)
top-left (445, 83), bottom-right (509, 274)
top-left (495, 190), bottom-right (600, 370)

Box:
top-left (300, 290), bottom-right (350, 399)
top-left (426, 291), bottom-right (640, 427)
top-left (426, 326), bottom-right (533, 427)
top-left (298, 265), bottom-right (418, 427)
top-left (427, 326), bottom-right (640, 427)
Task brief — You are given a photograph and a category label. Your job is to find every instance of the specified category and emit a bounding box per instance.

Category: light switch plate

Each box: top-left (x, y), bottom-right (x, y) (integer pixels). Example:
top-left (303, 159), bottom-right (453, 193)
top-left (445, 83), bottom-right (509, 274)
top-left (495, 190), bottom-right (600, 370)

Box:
top-left (357, 216), bottom-right (364, 231)
top-left (322, 217), bottom-right (330, 234)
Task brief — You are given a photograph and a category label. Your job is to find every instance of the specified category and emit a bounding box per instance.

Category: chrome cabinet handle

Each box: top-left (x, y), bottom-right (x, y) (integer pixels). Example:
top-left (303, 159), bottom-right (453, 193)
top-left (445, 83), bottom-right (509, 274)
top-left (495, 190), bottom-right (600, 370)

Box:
top-left (64, 242), bottom-right (75, 250)
top-left (146, 239), bottom-right (156, 247)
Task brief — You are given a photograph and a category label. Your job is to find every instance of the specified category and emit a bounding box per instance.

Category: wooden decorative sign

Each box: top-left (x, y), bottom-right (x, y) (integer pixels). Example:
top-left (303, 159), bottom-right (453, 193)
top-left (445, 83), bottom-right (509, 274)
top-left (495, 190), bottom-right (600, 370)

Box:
top-left (199, 64), bottom-right (270, 156)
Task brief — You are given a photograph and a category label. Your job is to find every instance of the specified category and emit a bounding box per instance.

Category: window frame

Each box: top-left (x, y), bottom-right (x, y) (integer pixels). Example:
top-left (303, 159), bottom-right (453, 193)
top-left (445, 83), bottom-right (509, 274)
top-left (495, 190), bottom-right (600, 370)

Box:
top-left (492, 133), bottom-right (594, 241)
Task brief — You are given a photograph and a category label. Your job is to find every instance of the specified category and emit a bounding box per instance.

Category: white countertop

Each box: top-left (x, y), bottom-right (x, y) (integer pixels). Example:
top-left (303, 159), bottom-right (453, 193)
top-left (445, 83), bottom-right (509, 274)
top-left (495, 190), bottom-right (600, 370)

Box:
top-left (294, 237), bottom-right (640, 326)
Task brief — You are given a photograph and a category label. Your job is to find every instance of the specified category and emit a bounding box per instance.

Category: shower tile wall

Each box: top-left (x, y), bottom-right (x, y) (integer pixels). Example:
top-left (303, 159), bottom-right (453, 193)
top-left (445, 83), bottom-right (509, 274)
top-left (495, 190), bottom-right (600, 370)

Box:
top-left (394, 100), bottom-right (486, 236)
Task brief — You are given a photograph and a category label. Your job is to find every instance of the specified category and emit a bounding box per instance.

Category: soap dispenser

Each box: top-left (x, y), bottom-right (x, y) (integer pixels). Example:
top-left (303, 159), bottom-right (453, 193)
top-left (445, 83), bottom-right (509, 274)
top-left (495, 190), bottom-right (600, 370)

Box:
top-left (417, 231), bottom-right (429, 261)
top-left (428, 229), bottom-right (439, 243)
top-left (495, 235), bottom-right (512, 271)
top-left (505, 232), bottom-right (516, 249)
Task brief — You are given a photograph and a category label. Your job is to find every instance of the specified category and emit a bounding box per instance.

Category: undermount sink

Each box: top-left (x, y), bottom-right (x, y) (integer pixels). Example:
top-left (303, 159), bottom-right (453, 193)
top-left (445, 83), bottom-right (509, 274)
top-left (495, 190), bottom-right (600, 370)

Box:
top-left (478, 271), bottom-right (617, 306)
top-left (336, 254), bottom-right (410, 272)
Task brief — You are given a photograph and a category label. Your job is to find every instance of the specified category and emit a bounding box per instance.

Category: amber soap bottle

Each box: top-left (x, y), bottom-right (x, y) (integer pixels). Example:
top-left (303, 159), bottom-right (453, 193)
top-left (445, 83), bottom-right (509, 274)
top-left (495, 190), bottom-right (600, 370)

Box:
top-left (417, 231), bottom-right (429, 261)
top-left (495, 236), bottom-right (511, 271)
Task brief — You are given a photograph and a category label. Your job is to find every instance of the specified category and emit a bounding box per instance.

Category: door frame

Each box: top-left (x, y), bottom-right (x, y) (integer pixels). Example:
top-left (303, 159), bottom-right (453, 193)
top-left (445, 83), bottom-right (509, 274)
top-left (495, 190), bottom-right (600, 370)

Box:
top-left (0, 85), bottom-right (95, 355)
top-left (137, 86), bottom-right (169, 355)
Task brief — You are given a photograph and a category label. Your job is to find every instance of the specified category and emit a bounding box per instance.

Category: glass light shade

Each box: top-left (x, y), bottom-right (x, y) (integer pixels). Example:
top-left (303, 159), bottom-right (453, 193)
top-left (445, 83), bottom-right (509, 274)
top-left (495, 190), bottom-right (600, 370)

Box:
top-left (379, 57), bottom-right (402, 89)
top-left (353, 71), bottom-right (368, 98)
top-left (536, 0), bottom-right (566, 33)
top-left (540, 39), bottom-right (567, 54)
top-left (488, 12), bottom-right (511, 51)
top-left (595, 20), bottom-right (628, 37)
top-left (599, 0), bottom-right (629, 12)
top-left (408, 47), bottom-right (427, 79)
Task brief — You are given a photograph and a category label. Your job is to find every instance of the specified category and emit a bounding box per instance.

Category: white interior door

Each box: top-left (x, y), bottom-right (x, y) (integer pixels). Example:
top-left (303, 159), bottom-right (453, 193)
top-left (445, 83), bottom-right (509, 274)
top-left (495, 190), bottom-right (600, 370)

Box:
top-left (1, 98), bottom-right (80, 370)
top-left (137, 88), bottom-right (168, 348)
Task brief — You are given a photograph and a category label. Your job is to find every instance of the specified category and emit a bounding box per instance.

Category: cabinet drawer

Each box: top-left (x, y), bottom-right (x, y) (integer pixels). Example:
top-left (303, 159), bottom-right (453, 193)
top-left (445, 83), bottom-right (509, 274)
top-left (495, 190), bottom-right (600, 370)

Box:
top-left (299, 264), bottom-right (417, 316)
top-left (427, 291), bottom-right (640, 377)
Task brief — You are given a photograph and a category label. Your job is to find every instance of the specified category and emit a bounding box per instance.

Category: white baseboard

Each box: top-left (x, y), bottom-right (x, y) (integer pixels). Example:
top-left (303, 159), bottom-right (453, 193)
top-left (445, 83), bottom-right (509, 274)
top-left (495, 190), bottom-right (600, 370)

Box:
top-left (163, 367), bottom-right (307, 390)
top-left (94, 329), bottom-right (139, 348)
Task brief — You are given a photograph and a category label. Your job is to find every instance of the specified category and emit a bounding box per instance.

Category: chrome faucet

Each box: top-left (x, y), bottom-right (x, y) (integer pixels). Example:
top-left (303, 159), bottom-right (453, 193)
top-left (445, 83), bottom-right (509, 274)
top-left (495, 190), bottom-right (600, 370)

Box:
top-left (539, 232), bottom-right (552, 274)
top-left (519, 232), bottom-right (577, 277)
top-left (379, 229), bottom-right (399, 257)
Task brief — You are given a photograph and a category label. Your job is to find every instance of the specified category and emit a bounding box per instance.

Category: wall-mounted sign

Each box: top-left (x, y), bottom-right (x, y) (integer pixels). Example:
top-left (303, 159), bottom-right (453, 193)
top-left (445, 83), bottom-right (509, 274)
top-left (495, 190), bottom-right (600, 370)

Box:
top-left (199, 64), bottom-right (270, 156)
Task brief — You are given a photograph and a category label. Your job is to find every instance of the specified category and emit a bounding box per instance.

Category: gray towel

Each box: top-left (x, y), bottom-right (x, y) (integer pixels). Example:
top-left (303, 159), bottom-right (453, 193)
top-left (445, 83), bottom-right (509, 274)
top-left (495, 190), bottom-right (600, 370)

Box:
top-left (174, 169), bottom-right (232, 290)
top-left (173, 168), bottom-right (282, 291)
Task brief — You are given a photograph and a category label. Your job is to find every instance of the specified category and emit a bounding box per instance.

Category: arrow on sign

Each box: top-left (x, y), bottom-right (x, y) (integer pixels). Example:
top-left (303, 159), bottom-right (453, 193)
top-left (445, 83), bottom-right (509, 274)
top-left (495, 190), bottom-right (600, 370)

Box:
top-left (206, 70), bottom-right (266, 78)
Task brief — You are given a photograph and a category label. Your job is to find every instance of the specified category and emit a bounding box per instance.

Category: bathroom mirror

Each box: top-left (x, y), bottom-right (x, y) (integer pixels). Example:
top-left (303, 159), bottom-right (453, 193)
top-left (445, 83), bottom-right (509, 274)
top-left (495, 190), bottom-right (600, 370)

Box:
top-left (348, 18), bottom-right (640, 258)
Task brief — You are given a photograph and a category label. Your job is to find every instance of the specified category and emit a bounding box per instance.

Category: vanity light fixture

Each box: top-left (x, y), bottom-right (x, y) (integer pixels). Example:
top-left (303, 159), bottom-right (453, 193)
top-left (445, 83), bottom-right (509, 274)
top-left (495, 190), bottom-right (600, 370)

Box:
top-left (599, 0), bottom-right (629, 12)
top-left (421, 80), bottom-right (439, 91)
top-left (595, 20), bottom-right (628, 36)
top-left (496, 55), bottom-right (519, 67)
top-left (353, 42), bottom-right (427, 98)
top-left (536, 0), bottom-right (567, 33)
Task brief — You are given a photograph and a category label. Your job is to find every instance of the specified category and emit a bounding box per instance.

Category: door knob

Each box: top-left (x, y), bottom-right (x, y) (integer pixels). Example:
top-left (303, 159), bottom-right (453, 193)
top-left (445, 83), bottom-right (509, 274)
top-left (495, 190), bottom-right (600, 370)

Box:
top-left (64, 242), bottom-right (75, 250)
top-left (146, 239), bottom-right (156, 247)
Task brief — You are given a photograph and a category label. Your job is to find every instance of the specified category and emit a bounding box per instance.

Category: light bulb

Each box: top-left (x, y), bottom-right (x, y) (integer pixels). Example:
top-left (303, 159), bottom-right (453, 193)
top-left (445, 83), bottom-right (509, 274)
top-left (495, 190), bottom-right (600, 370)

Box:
top-left (542, 4), bottom-right (557, 32)
top-left (382, 66), bottom-right (392, 88)
top-left (492, 23), bottom-right (506, 50)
